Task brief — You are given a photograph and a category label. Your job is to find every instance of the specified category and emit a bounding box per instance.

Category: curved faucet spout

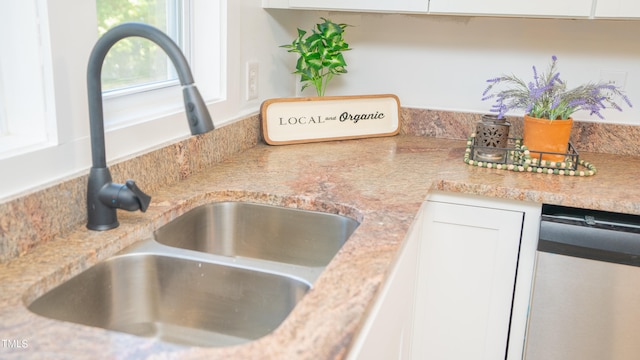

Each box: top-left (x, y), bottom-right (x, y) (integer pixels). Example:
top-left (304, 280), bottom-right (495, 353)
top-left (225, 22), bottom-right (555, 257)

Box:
top-left (86, 22), bottom-right (214, 231)
top-left (87, 22), bottom-right (214, 169)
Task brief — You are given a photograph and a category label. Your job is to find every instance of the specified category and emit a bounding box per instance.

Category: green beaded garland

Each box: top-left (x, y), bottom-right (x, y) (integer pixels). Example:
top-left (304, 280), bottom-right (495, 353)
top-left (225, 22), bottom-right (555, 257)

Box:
top-left (463, 135), bottom-right (596, 177)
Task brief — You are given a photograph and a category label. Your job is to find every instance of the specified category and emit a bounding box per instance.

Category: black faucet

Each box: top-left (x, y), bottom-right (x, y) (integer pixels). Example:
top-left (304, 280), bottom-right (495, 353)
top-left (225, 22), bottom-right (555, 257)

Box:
top-left (86, 23), bottom-right (214, 230)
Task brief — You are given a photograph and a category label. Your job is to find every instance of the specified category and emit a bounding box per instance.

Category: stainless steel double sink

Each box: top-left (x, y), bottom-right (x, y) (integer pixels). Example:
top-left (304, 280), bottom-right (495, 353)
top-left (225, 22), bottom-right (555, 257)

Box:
top-left (28, 202), bottom-right (359, 347)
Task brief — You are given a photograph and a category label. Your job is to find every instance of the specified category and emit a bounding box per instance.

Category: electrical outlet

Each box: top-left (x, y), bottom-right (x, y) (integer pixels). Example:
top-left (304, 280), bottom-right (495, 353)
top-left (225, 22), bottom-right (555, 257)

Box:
top-left (246, 61), bottom-right (259, 100)
top-left (600, 70), bottom-right (628, 89)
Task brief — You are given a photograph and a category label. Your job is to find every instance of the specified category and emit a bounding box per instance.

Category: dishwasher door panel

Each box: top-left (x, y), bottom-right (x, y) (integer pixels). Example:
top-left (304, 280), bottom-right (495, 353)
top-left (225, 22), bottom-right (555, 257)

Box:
top-left (525, 251), bottom-right (640, 360)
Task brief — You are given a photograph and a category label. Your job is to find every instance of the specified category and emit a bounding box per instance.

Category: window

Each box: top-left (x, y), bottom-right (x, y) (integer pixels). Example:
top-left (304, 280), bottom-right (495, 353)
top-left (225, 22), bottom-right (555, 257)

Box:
top-left (95, 0), bottom-right (222, 129)
top-left (96, 0), bottom-right (195, 129)
top-left (96, 0), bottom-right (186, 92)
top-left (0, 0), bottom-right (224, 201)
top-left (0, 0), bottom-right (56, 159)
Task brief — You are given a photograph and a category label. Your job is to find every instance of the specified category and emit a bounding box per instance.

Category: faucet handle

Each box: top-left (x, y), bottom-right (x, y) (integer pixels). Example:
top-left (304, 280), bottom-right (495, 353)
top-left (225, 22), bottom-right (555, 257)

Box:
top-left (97, 180), bottom-right (151, 212)
top-left (125, 180), bottom-right (151, 212)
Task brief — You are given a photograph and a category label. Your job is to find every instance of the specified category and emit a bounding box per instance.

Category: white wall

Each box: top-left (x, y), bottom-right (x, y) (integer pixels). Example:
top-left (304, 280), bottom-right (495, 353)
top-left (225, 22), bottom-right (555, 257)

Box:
top-left (268, 10), bottom-right (640, 125)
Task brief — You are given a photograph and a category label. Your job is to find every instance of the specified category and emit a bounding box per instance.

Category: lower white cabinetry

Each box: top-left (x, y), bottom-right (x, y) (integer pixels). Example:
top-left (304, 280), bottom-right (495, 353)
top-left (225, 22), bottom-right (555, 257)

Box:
top-left (347, 205), bottom-right (423, 360)
top-left (413, 192), bottom-right (540, 360)
top-left (347, 193), bottom-right (540, 359)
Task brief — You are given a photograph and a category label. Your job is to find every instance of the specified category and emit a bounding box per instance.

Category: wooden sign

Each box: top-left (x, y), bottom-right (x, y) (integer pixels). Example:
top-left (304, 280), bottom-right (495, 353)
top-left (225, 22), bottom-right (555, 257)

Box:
top-left (260, 94), bottom-right (401, 145)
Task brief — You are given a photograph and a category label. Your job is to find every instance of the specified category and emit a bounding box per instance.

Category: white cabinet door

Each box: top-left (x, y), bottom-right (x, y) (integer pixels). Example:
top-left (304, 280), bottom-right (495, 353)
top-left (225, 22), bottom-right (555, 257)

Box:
top-left (413, 198), bottom-right (524, 360)
top-left (594, 0), bottom-right (640, 18)
top-left (428, 0), bottom-right (592, 17)
top-left (347, 207), bottom-right (423, 360)
top-left (265, 0), bottom-right (428, 13)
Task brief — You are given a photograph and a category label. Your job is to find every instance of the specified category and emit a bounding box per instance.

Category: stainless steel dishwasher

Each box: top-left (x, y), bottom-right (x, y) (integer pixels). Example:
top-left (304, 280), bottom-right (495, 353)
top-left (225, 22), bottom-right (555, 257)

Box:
top-left (524, 204), bottom-right (640, 360)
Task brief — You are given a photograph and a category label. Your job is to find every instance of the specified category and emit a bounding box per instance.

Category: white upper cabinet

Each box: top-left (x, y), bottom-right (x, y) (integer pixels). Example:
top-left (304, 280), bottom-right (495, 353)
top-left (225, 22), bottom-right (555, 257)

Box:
top-left (262, 0), bottom-right (428, 13)
top-left (428, 0), bottom-right (593, 17)
top-left (263, 0), bottom-right (640, 19)
top-left (594, 0), bottom-right (640, 18)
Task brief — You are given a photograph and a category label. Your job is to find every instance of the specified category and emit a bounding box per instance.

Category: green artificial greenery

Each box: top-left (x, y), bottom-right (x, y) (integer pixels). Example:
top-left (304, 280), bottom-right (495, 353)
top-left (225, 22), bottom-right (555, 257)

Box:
top-left (281, 18), bottom-right (351, 96)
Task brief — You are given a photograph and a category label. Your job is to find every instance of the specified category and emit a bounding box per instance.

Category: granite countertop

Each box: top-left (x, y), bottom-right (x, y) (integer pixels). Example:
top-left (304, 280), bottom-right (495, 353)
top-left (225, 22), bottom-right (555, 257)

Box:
top-left (2, 135), bottom-right (640, 359)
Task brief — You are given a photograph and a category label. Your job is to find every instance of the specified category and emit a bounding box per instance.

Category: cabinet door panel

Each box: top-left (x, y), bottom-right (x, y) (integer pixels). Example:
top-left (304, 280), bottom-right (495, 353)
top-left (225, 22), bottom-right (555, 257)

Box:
top-left (288, 0), bottom-right (428, 12)
top-left (595, 0), bottom-right (640, 18)
top-left (429, 0), bottom-right (592, 17)
top-left (414, 201), bottom-right (523, 360)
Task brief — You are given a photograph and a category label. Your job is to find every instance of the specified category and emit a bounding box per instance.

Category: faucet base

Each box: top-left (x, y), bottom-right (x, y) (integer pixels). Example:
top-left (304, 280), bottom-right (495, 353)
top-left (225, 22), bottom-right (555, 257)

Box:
top-left (87, 221), bottom-right (120, 231)
top-left (87, 167), bottom-right (119, 231)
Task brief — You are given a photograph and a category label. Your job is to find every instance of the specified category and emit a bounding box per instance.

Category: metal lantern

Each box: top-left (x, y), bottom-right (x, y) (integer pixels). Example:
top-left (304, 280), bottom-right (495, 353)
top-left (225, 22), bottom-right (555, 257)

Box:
top-left (474, 114), bottom-right (511, 162)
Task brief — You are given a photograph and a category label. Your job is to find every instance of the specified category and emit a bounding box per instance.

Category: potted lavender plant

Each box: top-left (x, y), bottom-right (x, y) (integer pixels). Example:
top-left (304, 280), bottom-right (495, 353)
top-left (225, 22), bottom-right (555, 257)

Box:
top-left (482, 55), bottom-right (632, 161)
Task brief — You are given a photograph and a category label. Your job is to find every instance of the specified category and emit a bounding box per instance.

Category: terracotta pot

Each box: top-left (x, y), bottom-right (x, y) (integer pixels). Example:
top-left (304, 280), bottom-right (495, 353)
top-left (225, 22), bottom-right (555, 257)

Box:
top-left (523, 115), bottom-right (573, 162)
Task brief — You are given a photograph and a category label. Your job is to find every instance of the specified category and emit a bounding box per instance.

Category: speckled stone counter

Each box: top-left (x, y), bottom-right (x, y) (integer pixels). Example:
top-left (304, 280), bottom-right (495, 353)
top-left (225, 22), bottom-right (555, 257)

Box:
top-left (435, 149), bottom-right (640, 215)
top-left (2, 119), bottom-right (640, 359)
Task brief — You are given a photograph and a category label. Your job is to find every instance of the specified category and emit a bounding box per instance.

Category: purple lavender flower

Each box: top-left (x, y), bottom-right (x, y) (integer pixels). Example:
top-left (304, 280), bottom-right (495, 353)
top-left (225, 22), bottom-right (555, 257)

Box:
top-left (481, 55), bottom-right (632, 120)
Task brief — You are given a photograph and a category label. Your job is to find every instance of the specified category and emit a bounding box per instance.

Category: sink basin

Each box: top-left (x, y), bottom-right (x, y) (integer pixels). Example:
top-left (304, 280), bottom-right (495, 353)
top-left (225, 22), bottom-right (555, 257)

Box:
top-left (154, 202), bottom-right (359, 267)
top-left (28, 253), bottom-right (310, 347)
top-left (28, 201), bottom-right (357, 347)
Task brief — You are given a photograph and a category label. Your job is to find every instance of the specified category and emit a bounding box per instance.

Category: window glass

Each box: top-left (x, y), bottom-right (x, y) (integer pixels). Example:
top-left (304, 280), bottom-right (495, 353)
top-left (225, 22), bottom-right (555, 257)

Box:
top-left (96, 0), bottom-right (185, 92)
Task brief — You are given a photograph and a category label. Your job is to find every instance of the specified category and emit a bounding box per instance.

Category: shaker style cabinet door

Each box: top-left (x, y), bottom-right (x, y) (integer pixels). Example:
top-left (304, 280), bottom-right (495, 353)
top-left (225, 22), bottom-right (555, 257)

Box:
top-left (282, 0), bottom-right (428, 12)
top-left (413, 200), bottom-right (524, 360)
top-left (428, 0), bottom-right (592, 17)
top-left (594, 0), bottom-right (640, 18)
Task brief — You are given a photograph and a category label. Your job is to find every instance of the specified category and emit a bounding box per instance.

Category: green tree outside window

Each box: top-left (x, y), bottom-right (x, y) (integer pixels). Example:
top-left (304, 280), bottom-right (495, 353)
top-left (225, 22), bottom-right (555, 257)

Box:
top-left (96, 0), bottom-right (183, 91)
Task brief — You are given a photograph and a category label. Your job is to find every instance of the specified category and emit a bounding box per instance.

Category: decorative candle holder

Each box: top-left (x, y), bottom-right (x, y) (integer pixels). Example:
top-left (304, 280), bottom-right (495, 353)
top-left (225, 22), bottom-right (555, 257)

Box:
top-left (474, 114), bottom-right (511, 162)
